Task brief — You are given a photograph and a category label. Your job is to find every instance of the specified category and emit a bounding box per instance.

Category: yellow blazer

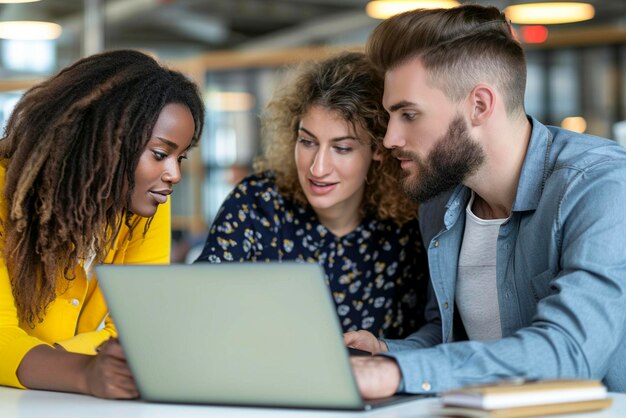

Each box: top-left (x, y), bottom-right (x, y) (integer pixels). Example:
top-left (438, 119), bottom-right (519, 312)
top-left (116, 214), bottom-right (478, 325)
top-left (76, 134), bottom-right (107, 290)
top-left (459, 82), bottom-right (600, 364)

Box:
top-left (0, 165), bottom-right (171, 388)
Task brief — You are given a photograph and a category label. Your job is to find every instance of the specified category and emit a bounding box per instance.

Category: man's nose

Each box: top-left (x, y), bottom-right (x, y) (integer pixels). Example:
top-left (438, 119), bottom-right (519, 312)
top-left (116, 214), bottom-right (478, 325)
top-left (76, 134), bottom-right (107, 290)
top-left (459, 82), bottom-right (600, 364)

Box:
top-left (383, 119), bottom-right (405, 149)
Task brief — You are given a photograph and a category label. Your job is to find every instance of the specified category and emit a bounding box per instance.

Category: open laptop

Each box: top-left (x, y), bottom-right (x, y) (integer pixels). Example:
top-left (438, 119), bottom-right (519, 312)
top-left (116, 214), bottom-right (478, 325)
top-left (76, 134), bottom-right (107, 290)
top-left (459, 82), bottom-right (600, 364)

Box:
top-left (96, 262), bottom-right (426, 410)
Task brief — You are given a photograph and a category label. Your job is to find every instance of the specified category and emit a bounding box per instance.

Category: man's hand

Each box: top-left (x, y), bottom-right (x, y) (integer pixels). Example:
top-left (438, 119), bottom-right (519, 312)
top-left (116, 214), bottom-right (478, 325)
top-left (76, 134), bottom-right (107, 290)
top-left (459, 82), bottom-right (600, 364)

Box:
top-left (83, 338), bottom-right (139, 399)
top-left (351, 356), bottom-right (401, 399)
top-left (344, 330), bottom-right (388, 353)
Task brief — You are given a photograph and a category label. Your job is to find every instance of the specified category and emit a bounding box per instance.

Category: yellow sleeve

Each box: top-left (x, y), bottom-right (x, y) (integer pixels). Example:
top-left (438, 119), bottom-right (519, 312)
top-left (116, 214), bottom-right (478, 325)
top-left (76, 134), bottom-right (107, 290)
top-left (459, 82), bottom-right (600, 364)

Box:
top-left (56, 315), bottom-right (116, 354)
top-left (0, 164), bottom-right (50, 388)
top-left (0, 261), bottom-right (51, 389)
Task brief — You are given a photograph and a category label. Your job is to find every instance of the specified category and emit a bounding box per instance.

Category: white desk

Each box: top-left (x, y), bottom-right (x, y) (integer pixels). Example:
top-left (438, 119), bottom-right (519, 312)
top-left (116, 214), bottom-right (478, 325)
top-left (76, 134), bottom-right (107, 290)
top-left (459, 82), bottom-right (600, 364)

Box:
top-left (0, 387), bottom-right (624, 418)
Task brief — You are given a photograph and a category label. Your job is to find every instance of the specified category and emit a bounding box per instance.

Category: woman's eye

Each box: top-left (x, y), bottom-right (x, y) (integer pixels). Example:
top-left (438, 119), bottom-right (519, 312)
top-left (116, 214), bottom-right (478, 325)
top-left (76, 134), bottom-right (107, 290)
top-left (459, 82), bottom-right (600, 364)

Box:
top-left (334, 146), bottom-right (352, 154)
top-left (178, 155), bottom-right (188, 164)
top-left (153, 151), bottom-right (167, 161)
top-left (297, 137), bottom-right (315, 147)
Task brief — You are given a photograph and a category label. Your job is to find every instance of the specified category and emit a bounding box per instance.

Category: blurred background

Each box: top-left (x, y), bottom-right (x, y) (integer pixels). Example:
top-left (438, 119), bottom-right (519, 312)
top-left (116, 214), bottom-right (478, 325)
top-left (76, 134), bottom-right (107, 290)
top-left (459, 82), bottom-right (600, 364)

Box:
top-left (1, 0), bottom-right (626, 262)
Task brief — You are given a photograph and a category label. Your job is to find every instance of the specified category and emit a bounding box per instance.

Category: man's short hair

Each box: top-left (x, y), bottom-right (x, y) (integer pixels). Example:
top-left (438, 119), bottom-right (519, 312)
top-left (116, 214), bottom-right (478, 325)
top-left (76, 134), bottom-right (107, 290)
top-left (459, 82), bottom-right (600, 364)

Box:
top-left (367, 4), bottom-right (527, 115)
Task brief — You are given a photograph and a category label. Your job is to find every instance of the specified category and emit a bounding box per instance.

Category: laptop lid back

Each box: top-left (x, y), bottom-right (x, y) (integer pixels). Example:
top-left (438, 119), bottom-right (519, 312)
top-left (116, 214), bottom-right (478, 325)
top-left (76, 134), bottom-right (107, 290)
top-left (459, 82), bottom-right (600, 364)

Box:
top-left (96, 263), bottom-right (365, 409)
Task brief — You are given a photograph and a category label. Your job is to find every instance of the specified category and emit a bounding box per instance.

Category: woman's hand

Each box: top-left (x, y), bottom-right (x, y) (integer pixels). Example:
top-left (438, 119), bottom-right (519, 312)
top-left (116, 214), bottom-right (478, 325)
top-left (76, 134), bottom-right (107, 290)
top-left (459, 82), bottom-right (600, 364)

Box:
top-left (343, 330), bottom-right (388, 353)
top-left (18, 338), bottom-right (138, 399)
top-left (83, 338), bottom-right (138, 399)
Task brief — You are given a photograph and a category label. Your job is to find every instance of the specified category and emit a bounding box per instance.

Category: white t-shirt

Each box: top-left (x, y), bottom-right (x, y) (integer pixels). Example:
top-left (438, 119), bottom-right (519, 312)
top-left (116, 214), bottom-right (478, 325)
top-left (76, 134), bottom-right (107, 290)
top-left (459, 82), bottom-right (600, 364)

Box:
top-left (456, 192), bottom-right (509, 341)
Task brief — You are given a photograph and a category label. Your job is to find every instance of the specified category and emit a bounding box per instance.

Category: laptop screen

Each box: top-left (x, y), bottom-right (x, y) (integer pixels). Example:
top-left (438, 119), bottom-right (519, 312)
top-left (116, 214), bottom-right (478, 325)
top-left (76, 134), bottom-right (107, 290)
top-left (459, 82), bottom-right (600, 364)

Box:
top-left (96, 262), bottom-right (366, 409)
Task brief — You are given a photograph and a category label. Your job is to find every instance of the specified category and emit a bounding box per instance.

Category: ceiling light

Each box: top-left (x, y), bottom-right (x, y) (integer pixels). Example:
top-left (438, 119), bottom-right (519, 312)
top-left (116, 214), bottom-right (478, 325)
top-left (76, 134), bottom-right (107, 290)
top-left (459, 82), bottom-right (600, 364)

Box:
top-left (0, 21), bottom-right (61, 40)
top-left (366, 1), bottom-right (460, 20)
top-left (0, 2), bottom-right (61, 40)
top-left (504, 2), bottom-right (595, 25)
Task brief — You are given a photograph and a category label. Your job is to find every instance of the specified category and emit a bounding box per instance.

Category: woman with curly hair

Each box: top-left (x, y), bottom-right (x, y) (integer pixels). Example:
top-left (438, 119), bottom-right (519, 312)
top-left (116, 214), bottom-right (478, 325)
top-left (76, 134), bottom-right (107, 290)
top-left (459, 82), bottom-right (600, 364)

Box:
top-left (196, 51), bottom-right (427, 339)
top-left (0, 50), bottom-right (204, 398)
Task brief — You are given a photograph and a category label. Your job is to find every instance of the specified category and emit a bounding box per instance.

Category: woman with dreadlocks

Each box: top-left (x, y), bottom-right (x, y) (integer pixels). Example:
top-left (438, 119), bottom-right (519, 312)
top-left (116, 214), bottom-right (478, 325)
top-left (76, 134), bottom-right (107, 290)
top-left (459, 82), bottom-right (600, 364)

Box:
top-left (0, 50), bottom-right (204, 398)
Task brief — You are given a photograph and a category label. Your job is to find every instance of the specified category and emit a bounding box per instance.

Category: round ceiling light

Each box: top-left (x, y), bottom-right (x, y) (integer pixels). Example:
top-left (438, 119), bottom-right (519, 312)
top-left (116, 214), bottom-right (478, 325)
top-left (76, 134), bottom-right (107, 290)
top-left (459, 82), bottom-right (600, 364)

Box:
top-left (366, 1), bottom-right (460, 19)
top-left (0, 21), bottom-right (62, 40)
top-left (504, 2), bottom-right (595, 25)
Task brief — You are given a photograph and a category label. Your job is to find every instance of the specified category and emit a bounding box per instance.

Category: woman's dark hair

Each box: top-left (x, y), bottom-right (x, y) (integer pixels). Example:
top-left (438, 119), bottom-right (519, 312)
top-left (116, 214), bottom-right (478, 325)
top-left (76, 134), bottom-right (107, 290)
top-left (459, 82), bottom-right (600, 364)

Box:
top-left (0, 49), bottom-right (205, 326)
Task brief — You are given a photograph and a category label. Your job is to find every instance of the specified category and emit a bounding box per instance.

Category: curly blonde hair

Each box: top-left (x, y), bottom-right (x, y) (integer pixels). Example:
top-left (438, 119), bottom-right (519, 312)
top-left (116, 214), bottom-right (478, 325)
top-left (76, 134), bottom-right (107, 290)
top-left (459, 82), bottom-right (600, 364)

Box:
top-left (255, 51), bottom-right (418, 225)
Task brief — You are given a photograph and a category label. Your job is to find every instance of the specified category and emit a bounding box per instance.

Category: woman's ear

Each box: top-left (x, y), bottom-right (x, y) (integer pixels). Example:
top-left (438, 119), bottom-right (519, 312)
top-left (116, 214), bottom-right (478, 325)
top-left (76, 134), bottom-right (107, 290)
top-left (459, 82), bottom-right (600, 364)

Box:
top-left (372, 147), bottom-right (384, 162)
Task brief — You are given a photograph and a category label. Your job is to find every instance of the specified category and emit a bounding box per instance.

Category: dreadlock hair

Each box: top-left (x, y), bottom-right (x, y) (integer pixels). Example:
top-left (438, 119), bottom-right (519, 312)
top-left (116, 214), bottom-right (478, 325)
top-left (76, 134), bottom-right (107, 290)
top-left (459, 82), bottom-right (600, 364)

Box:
top-left (257, 51), bottom-right (418, 224)
top-left (0, 49), bottom-right (205, 327)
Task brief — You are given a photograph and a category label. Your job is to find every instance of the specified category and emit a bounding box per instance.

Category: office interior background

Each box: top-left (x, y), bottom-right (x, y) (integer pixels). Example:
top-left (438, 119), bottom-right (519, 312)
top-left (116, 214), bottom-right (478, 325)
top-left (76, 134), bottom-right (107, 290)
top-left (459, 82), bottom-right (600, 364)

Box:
top-left (1, 0), bottom-right (626, 262)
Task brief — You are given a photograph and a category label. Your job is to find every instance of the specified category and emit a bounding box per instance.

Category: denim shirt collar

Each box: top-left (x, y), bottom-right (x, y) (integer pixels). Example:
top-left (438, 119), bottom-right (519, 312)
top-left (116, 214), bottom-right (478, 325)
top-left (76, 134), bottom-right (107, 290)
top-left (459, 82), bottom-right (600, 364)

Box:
top-left (511, 116), bottom-right (553, 212)
top-left (441, 186), bottom-right (470, 230)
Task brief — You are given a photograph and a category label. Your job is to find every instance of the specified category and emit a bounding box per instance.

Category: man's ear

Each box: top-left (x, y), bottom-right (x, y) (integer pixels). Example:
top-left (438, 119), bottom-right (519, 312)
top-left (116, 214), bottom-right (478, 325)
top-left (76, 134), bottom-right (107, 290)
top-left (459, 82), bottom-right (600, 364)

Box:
top-left (467, 84), bottom-right (496, 126)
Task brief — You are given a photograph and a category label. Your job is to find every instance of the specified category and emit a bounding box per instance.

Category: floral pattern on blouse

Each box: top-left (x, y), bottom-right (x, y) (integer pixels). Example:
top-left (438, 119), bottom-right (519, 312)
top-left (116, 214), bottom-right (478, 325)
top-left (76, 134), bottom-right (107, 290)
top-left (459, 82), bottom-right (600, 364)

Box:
top-left (196, 172), bottom-right (428, 338)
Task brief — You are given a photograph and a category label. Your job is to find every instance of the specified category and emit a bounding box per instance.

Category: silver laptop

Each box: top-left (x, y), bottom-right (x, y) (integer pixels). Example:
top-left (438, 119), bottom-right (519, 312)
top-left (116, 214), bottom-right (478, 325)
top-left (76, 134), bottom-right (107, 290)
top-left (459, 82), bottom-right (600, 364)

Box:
top-left (96, 262), bottom-right (424, 410)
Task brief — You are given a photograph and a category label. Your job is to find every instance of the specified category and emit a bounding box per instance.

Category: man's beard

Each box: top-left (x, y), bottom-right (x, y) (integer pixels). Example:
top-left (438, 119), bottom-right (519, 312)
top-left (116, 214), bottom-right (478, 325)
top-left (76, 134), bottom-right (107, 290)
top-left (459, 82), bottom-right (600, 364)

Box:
top-left (393, 115), bottom-right (485, 202)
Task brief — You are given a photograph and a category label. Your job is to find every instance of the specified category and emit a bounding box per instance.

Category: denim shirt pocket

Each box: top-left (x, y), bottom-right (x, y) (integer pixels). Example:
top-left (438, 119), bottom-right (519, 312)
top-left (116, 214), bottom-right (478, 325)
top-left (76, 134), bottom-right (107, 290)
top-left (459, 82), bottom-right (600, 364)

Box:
top-left (530, 268), bottom-right (557, 302)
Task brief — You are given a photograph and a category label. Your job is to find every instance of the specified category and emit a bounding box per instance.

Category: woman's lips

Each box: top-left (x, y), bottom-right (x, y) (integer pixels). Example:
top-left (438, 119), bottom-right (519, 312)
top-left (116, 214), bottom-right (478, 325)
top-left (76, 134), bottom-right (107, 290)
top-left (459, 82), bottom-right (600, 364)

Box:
top-left (149, 190), bottom-right (171, 204)
top-left (308, 179), bottom-right (337, 195)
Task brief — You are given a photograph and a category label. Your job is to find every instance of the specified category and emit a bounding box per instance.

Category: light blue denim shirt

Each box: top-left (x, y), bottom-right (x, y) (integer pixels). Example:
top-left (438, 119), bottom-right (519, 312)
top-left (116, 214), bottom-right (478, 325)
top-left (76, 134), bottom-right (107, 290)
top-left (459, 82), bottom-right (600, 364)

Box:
top-left (383, 116), bottom-right (626, 394)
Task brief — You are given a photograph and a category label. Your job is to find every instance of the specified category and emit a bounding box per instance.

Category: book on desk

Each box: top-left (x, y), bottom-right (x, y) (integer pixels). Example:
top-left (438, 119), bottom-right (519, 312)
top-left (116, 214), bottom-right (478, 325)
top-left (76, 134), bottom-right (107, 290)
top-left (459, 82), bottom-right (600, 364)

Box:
top-left (435, 379), bottom-right (612, 418)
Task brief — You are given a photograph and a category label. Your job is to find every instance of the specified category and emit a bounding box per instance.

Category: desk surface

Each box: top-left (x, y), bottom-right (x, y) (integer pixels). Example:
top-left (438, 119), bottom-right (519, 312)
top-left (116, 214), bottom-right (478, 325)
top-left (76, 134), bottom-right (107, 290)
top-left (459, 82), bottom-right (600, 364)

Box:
top-left (1, 387), bottom-right (624, 418)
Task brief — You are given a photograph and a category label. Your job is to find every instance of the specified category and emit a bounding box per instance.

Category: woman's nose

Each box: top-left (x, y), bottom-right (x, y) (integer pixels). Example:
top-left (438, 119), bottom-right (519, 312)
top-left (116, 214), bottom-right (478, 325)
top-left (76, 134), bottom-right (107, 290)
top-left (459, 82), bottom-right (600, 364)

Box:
top-left (162, 161), bottom-right (182, 184)
top-left (309, 148), bottom-right (332, 177)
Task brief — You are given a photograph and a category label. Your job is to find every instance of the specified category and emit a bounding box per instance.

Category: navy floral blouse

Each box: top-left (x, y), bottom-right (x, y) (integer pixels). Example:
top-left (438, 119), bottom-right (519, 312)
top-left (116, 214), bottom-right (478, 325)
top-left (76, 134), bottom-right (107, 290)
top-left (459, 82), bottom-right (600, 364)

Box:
top-left (196, 172), bottom-right (428, 338)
